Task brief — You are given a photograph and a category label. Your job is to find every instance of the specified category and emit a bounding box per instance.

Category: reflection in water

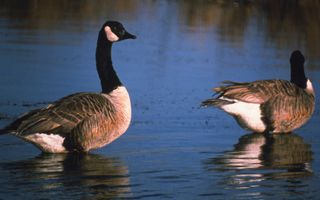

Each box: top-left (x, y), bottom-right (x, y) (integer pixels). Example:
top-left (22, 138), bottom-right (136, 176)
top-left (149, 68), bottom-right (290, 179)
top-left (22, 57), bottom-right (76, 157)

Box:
top-left (210, 133), bottom-right (312, 171)
top-left (0, 153), bottom-right (131, 199)
top-left (213, 133), bottom-right (267, 170)
top-left (205, 133), bottom-right (313, 191)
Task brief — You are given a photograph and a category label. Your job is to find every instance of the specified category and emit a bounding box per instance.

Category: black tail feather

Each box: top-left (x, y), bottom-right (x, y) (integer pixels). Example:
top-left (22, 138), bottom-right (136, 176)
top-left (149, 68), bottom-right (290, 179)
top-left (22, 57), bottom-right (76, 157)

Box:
top-left (0, 121), bottom-right (18, 135)
top-left (201, 98), bottom-right (234, 107)
top-left (0, 108), bottom-right (43, 135)
top-left (0, 126), bottom-right (12, 135)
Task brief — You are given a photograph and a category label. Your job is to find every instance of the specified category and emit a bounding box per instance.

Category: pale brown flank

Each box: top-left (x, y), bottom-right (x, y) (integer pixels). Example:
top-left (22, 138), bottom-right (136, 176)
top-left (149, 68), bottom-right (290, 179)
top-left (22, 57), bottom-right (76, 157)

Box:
top-left (64, 88), bottom-right (131, 152)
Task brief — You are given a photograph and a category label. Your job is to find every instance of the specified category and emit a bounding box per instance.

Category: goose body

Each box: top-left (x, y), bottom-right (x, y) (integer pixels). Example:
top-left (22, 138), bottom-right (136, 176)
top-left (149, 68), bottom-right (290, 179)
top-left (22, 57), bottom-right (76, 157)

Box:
top-left (202, 51), bottom-right (315, 133)
top-left (0, 21), bottom-right (136, 153)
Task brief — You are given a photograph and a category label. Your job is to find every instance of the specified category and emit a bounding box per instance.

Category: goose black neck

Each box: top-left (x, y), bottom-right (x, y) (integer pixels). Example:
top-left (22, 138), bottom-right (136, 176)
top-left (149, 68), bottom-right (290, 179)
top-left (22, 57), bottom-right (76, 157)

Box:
top-left (96, 30), bottom-right (122, 94)
top-left (290, 53), bottom-right (307, 89)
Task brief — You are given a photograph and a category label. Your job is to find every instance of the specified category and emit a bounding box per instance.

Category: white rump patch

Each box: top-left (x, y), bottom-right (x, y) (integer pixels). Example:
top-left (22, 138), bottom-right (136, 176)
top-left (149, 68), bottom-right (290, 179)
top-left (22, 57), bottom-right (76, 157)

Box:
top-left (25, 133), bottom-right (67, 153)
top-left (104, 26), bottom-right (119, 42)
top-left (220, 98), bottom-right (266, 132)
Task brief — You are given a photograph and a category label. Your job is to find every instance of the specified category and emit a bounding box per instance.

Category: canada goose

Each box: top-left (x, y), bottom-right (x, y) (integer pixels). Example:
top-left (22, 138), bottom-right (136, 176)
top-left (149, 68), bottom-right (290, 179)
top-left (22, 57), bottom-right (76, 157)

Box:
top-left (202, 50), bottom-right (315, 133)
top-left (0, 21), bottom-right (136, 153)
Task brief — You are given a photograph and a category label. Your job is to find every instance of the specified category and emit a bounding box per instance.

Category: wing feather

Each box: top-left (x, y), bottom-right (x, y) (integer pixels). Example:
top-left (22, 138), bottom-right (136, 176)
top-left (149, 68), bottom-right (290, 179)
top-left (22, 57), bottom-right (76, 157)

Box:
top-left (213, 80), bottom-right (300, 104)
top-left (14, 93), bottom-right (115, 137)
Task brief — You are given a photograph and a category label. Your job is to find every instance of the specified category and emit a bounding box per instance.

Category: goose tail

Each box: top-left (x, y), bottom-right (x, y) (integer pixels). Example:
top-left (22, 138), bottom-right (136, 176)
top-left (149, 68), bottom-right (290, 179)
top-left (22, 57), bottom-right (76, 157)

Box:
top-left (0, 108), bottom-right (43, 135)
top-left (0, 120), bottom-right (20, 135)
top-left (0, 127), bottom-right (11, 135)
top-left (0, 129), bottom-right (5, 135)
top-left (0, 121), bottom-right (16, 134)
top-left (201, 98), bottom-right (233, 108)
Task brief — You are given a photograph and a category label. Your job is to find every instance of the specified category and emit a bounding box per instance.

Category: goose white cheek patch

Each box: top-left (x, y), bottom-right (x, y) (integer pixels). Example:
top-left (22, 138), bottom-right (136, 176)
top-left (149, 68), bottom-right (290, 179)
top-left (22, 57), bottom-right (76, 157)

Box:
top-left (104, 26), bottom-right (119, 42)
top-left (306, 79), bottom-right (314, 94)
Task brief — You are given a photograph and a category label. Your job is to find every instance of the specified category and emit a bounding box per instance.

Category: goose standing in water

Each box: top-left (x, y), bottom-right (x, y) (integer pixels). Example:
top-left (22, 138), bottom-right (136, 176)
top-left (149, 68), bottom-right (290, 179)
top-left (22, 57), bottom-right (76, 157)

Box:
top-left (0, 21), bottom-right (136, 153)
top-left (202, 50), bottom-right (315, 133)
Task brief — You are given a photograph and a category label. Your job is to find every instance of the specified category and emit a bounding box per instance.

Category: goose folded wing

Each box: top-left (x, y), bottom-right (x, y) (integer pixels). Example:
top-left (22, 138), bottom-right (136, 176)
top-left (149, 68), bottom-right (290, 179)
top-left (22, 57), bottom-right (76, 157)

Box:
top-left (16, 93), bottom-right (115, 137)
top-left (214, 80), bottom-right (295, 104)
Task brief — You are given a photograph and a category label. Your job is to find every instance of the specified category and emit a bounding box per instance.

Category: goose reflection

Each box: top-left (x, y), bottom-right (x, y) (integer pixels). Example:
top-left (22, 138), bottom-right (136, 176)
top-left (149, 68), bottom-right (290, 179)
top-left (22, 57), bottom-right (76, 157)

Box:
top-left (206, 133), bottom-right (313, 175)
top-left (0, 153), bottom-right (131, 199)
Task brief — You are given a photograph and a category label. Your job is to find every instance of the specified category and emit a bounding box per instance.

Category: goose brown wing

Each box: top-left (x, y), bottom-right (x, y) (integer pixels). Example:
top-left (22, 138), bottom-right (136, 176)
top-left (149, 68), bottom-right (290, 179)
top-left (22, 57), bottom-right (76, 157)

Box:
top-left (16, 93), bottom-right (115, 137)
top-left (214, 80), bottom-right (298, 104)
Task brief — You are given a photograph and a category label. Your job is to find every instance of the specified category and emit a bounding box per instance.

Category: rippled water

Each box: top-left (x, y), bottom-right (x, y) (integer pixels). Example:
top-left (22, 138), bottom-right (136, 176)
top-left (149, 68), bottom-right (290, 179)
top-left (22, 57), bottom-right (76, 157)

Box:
top-left (0, 1), bottom-right (320, 199)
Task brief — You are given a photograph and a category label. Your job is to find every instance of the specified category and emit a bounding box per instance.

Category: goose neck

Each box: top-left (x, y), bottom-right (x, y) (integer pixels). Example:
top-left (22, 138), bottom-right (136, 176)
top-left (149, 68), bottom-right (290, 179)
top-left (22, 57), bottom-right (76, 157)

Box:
top-left (291, 63), bottom-right (307, 89)
top-left (96, 33), bottom-right (122, 94)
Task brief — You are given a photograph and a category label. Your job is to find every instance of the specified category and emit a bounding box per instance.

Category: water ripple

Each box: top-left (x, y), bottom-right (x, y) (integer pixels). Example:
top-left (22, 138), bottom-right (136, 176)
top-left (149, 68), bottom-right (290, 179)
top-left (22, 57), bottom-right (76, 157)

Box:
top-left (0, 153), bottom-right (132, 199)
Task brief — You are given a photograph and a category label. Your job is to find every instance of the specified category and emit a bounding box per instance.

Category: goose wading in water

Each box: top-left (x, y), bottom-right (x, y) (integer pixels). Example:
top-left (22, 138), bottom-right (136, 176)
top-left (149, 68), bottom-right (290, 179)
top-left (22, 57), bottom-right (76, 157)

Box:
top-left (0, 21), bottom-right (136, 153)
top-left (201, 50), bottom-right (315, 133)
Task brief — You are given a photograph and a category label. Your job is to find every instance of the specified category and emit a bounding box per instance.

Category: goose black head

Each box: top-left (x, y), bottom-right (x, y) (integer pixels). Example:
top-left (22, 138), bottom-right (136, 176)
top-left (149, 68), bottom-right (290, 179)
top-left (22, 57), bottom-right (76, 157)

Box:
top-left (102, 21), bottom-right (136, 42)
top-left (290, 50), bottom-right (305, 65)
top-left (290, 50), bottom-right (307, 89)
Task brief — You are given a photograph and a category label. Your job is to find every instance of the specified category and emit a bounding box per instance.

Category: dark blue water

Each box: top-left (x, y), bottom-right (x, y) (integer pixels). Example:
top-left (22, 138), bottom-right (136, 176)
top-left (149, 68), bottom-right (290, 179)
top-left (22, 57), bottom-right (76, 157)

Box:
top-left (0, 1), bottom-right (320, 199)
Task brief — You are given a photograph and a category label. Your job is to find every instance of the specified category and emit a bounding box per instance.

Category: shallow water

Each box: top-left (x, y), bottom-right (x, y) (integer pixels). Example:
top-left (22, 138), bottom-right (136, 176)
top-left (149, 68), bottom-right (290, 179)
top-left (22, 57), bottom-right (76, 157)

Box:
top-left (0, 0), bottom-right (320, 199)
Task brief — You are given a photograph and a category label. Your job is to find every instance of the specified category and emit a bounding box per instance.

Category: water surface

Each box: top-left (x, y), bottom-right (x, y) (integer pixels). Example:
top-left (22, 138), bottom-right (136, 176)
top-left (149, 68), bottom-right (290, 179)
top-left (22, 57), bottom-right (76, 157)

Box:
top-left (0, 1), bottom-right (320, 199)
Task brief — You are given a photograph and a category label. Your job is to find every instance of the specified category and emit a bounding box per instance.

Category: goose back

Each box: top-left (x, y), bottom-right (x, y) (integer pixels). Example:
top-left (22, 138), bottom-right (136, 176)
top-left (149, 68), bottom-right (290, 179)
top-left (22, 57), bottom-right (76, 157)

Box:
top-left (16, 92), bottom-right (116, 137)
top-left (214, 80), bottom-right (309, 104)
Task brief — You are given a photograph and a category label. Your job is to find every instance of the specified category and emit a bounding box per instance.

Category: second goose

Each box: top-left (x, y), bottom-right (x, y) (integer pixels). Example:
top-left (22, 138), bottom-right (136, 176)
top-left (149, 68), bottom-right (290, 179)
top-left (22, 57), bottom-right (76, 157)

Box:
top-left (202, 50), bottom-right (315, 133)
